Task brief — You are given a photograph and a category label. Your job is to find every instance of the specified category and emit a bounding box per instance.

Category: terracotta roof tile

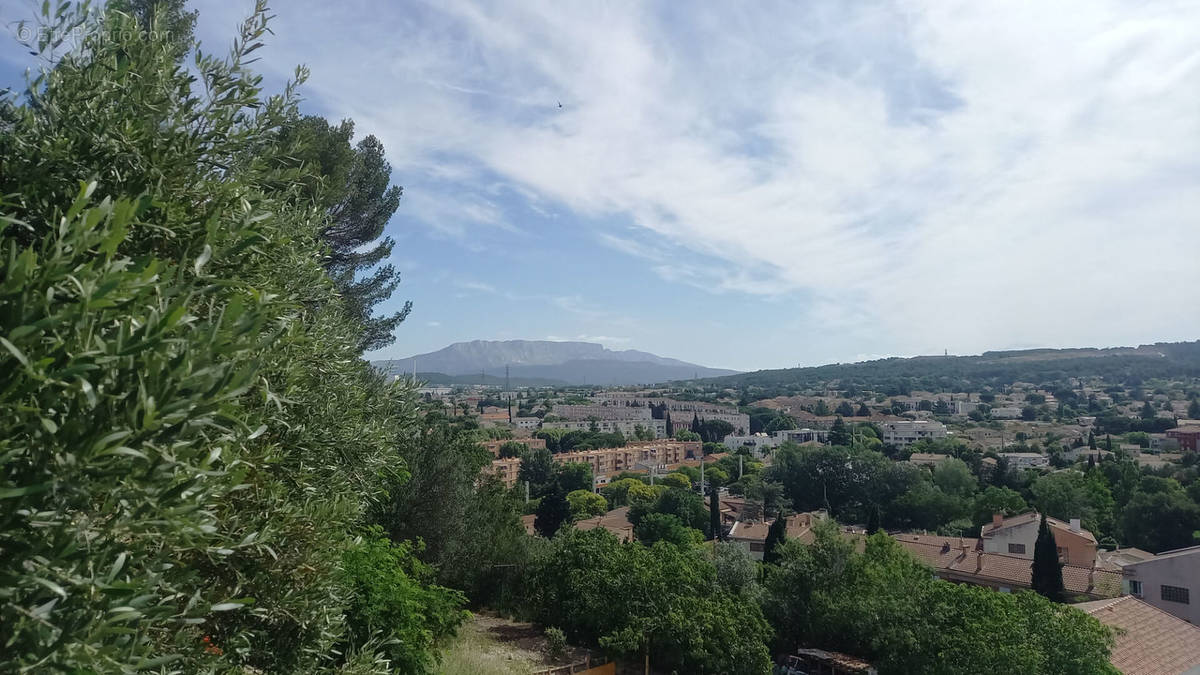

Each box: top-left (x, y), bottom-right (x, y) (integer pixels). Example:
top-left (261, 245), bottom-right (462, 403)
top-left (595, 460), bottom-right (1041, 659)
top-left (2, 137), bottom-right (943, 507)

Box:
top-left (1075, 596), bottom-right (1200, 675)
top-left (894, 534), bottom-right (1122, 598)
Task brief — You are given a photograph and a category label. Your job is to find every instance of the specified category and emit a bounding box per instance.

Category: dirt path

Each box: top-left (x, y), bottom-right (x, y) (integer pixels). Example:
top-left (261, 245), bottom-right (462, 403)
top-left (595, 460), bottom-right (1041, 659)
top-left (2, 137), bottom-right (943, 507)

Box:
top-left (440, 611), bottom-right (589, 675)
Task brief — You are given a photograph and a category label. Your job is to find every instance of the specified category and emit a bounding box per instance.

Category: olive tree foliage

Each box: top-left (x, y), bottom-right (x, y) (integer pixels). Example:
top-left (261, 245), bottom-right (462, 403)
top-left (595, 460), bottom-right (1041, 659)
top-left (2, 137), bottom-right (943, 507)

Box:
top-left (0, 4), bottom-right (459, 672)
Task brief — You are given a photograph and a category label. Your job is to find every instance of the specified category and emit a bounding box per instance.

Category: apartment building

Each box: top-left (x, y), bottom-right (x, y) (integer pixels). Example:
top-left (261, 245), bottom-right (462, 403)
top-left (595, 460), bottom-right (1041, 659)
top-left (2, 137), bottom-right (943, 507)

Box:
top-left (774, 428), bottom-right (831, 445)
top-left (541, 418), bottom-right (667, 438)
top-left (487, 440), bottom-right (703, 488)
top-left (879, 420), bottom-right (948, 449)
top-left (551, 405), bottom-right (653, 421)
top-left (480, 436), bottom-right (546, 458)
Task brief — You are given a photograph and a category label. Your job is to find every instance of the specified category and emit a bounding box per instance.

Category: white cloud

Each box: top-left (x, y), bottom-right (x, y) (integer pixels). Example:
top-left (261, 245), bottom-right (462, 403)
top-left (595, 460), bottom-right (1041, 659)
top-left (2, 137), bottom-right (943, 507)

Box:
top-left (196, 0), bottom-right (1200, 359)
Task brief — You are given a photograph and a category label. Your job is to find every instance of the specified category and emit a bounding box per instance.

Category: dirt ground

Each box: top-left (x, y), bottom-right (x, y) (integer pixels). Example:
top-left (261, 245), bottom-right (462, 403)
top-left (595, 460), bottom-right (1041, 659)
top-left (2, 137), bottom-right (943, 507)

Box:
top-left (440, 611), bottom-right (591, 675)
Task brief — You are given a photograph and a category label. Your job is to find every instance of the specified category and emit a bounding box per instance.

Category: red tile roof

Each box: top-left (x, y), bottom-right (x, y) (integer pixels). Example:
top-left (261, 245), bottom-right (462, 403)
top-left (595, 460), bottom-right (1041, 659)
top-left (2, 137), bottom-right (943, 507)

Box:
top-left (980, 511), bottom-right (1098, 545)
top-left (573, 506), bottom-right (634, 542)
top-left (894, 533), bottom-right (1122, 598)
top-left (1075, 596), bottom-right (1200, 675)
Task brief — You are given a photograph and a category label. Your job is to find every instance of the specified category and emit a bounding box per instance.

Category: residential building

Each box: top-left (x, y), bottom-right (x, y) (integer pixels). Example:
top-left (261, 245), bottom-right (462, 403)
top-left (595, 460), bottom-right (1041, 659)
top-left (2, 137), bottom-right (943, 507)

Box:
top-left (1121, 545), bottom-right (1200, 624)
top-left (511, 416), bottom-right (541, 430)
top-left (980, 512), bottom-right (1097, 565)
top-left (1149, 434), bottom-right (1180, 452)
top-left (723, 433), bottom-right (780, 456)
top-left (773, 428), bottom-right (830, 445)
top-left (998, 452), bottom-right (1049, 469)
top-left (879, 420), bottom-right (948, 449)
top-left (481, 436), bottom-right (546, 458)
top-left (1074, 596), bottom-right (1200, 675)
top-left (907, 453), bottom-right (951, 468)
top-left (551, 405), bottom-right (653, 421)
top-left (990, 406), bottom-right (1022, 419)
top-left (573, 506), bottom-right (635, 542)
top-left (728, 512), bottom-right (825, 560)
top-left (1166, 426), bottom-right (1200, 452)
top-left (894, 533), bottom-right (1121, 599)
top-left (541, 418), bottom-right (667, 438)
top-left (487, 440), bottom-right (702, 488)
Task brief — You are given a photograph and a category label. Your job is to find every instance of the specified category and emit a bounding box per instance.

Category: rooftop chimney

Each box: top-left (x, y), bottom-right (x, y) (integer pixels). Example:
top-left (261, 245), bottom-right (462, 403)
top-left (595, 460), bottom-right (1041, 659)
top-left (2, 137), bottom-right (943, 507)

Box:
top-left (992, 513), bottom-right (1004, 529)
top-left (1070, 518), bottom-right (1081, 533)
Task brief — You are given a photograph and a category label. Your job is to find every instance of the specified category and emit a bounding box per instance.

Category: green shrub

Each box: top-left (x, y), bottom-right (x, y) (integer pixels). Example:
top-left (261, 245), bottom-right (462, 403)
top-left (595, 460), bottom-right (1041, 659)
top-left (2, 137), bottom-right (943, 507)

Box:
top-left (342, 528), bottom-right (470, 673)
top-left (544, 626), bottom-right (567, 660)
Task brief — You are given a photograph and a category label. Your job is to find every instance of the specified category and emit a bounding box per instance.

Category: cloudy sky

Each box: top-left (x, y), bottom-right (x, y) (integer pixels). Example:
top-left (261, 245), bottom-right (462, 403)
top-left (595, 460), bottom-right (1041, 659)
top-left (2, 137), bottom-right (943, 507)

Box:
top-left (3, 1), bottom-right (1199, 371)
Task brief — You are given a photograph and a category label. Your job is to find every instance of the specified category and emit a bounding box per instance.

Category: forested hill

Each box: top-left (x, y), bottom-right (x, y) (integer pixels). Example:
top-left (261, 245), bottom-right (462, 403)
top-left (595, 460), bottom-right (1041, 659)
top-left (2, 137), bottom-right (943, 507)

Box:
top-left (697, 341), bottom-right (1200, 394)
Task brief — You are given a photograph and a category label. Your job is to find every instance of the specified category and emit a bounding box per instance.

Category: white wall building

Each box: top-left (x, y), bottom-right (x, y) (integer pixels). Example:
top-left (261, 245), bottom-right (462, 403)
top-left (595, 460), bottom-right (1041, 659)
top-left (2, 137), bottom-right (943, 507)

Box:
top-left (999, 452), bottom-right (1049, 469)
top-left (1121, 545), bottom-right (1200, 625)
top-left (880, 420), bottom-right (948, 449)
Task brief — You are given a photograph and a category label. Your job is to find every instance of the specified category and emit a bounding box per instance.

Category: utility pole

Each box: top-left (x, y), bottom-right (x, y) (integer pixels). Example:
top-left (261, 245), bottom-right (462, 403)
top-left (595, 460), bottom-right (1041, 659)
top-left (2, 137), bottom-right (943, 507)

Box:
top-left (739, 454), bottom-right (743, 479)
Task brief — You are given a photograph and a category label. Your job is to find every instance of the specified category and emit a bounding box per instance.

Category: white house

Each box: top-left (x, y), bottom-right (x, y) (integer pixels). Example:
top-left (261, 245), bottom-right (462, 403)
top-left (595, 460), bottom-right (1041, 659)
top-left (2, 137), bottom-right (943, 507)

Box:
top-left (1122, 545), bottom-right (1200, 625)
top-left (999, 452), bottom-right (1049, 469)
top-left (880, 420), bottom-right (948, 449)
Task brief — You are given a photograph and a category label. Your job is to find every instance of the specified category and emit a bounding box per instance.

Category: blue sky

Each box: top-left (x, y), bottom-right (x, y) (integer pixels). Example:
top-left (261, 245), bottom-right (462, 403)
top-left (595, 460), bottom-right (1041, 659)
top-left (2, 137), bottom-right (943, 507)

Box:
top-left (3, 1), bottom-right (1200, 371)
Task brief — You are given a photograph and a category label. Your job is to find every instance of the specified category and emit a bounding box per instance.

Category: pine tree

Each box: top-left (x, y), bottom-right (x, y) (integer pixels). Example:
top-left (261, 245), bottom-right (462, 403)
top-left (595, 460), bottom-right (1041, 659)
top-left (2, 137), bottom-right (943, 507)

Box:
top-left (1031, 513), bottom-right (1065, 602)
top-left (829, 416), bottom-right (850, 446)
top-left (763, 515), bottom-right (788, 565)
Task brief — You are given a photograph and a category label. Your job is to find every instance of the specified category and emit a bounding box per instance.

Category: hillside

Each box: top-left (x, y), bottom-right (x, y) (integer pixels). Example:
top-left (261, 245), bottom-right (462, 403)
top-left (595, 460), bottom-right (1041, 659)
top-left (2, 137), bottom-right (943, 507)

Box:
top-left (695, 340), bottom-right (1200, 393)
top-left (377, 340), bottom-right (738, 385)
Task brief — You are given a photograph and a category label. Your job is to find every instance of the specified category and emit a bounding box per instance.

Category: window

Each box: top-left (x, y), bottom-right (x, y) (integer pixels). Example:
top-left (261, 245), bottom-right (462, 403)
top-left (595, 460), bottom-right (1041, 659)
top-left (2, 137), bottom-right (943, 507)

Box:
top-left (1161, 585), bottom-right (1190, 604)
top-left (1008, 543), bottom-right (1026, 555)
top-left (749, 543), bottom-right (765, 552)
top-left (1057, 546), bottom-right (1068, 564)
top-left (1128, 580), bottom-right (1143, 597)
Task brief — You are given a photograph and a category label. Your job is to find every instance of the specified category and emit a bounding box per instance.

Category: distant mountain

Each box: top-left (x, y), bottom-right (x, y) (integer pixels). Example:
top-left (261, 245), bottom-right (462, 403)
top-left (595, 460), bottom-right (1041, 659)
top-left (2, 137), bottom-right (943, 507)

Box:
top-left (376, 340), bottom-right (738, 386)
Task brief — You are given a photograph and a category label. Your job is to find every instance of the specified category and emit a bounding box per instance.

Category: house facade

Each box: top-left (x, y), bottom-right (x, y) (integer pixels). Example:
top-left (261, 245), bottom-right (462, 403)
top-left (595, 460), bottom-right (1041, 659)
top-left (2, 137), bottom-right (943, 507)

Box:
top-left (1122, 545), bottom-right (1200, 624)
top-left (980, 512), bottom-right (1097, 566)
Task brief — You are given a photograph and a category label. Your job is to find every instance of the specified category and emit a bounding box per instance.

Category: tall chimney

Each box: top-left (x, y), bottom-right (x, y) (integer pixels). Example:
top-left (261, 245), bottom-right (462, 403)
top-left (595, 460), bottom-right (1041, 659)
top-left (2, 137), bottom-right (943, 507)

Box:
top-left (992, 513), bottom-right (1003, 529)
top-left (1070, 518), bottom-right (1081, 533)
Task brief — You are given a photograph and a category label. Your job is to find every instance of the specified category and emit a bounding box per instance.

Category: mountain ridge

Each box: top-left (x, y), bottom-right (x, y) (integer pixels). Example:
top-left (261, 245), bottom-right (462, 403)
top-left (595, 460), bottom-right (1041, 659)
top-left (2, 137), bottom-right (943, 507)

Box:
top-left (375, 339), bottom-right (739, 386)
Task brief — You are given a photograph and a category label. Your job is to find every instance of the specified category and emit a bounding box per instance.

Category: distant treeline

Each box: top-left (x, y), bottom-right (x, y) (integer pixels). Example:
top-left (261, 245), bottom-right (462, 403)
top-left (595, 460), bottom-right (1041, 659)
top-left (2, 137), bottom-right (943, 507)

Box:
top-left (697, 341), bottom-right (1200, 395)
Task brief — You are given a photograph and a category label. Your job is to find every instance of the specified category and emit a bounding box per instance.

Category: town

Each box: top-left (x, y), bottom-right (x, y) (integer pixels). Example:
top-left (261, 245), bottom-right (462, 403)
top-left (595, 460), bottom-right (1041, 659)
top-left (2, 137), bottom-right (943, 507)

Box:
top-left (409, 361), bottom-right (1200, 674)
top-left (4, 1), bottom-right (1199, 674)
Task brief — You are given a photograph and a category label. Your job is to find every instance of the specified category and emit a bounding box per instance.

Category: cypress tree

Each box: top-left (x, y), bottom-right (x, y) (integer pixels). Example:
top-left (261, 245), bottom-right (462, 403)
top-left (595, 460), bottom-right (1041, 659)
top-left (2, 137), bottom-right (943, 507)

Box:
top-left (709, 487), bottom-right (722, 541)
top-left (665, 411), bottom-right (674, 437)
top-left (1031, 513), bottom-right (1065, 602)
top-left (1087, 430), bottom-right (1096, 449)
top-left (866, 504), bottom-right (881, 534)
top-left (763, 515), bottom-right (788, 564)
top-left (691, 413), bottom-right (702, 434)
